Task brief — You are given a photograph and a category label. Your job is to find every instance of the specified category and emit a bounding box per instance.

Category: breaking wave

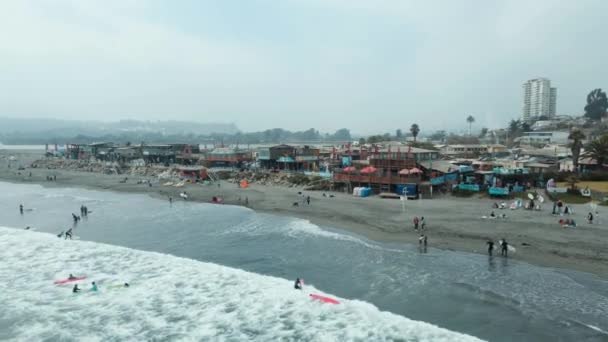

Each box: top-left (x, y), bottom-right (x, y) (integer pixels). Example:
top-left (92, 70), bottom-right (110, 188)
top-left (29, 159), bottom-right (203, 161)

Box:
top-left (0, 227), bottom-right (483, 341)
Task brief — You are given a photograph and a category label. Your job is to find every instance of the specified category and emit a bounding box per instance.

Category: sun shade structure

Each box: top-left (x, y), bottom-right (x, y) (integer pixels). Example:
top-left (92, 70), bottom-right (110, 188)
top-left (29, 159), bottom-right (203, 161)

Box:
top-left (343, 166), bottom-right (357, 172)
top-left (360, 166), bottom-right (377, 174)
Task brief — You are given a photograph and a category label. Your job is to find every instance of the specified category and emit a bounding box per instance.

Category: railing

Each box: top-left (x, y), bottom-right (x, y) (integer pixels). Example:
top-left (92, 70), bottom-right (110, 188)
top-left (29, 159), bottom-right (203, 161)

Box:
top-left (333, 173), bottom-right (420, 184)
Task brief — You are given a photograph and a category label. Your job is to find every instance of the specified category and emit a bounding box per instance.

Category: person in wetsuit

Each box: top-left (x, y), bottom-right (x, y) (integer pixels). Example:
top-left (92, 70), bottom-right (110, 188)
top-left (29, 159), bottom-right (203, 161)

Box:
top-left (294, 278), bottom-right (303, 290)
top-left (91, 282), bottom-right (98, 291)
top-left (65, 228), bottom-right (73, 240)
top-left (19, 204), bottom-right (24, 215)
top-left (69, 274), bottom-right (76, 279)
top-left (500, 239), bottom-right (508, 257)
top-left (487, 240), bottom-right (494, 256)
top-left (73, 284), bottom-right (80, 293)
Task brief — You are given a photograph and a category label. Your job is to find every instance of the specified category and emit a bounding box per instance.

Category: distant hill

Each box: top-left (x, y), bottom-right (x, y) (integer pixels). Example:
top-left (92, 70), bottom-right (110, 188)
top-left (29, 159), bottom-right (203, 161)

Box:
top-left (0, 117), bottom-right (239, 136)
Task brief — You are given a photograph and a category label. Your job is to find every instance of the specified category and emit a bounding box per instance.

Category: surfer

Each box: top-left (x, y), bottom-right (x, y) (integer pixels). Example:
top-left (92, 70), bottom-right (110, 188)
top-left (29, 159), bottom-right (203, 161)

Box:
top-left (294, 278), bottom-right (303, 290)
top-left (19, 204), bottom-right (23, 215)
top-left (91, 282), bottom-right (98, 291)
top-left (69, 274), bottom-right (76, 280)
top-left (487, 240), bottom-right (495, 256)
top-left (72, 284), bottom-right (80, 293)
top-left (65, 228), bottom-right (73, 240)
top-left (25, 226), bottom-right (30, 230)
top-left (124, 283), bottom-right (130, 287)
top-left (500, 239), bottom-right (508, 257)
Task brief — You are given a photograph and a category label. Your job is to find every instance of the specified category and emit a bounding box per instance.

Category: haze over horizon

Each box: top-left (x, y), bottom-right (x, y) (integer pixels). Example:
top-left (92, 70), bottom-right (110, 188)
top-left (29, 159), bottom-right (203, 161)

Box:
top-left (1, 0), bottom-right (606, 134)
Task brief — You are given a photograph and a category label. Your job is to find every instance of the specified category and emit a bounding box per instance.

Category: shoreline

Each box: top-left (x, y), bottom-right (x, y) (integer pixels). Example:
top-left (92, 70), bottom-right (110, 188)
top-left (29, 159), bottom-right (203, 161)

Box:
top-left (2, 151), bottom-right (608, 280)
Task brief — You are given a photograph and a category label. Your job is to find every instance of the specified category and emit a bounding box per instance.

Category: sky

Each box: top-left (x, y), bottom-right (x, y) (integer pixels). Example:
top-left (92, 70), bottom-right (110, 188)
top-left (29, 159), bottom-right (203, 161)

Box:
top-left (1, 0), bottom-right (607, 135)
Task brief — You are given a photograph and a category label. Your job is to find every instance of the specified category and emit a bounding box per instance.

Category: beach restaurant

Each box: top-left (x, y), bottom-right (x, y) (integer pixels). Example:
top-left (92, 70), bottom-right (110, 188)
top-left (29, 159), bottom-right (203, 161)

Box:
top-left (333, 146), bottom-right (439, 194)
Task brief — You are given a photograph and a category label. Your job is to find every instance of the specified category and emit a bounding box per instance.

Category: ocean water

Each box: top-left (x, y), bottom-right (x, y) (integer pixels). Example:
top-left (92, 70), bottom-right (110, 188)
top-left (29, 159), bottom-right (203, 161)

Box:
top-left (0, 182), bottom-right (607, 341)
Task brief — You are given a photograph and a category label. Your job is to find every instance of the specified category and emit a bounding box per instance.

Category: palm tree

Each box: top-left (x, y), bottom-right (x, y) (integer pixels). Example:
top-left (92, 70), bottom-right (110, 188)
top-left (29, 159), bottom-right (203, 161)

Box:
top-left (410, 124), bottom-right (420, 142)
top-left (584, 134), bottom-right (608, 166)
top-left (466, 115), bottom-right (475, 136)
top-left (568, 129), bottom-right (586, 172)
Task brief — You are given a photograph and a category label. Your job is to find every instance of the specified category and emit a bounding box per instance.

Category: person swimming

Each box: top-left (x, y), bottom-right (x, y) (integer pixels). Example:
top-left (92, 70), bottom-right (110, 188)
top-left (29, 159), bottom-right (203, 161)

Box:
top-left (73, 284), bottom-right (80, 293)
top-left (124, 283), bottom-right (130, 287)
top-left (294, 278), bottom-right (303, 290)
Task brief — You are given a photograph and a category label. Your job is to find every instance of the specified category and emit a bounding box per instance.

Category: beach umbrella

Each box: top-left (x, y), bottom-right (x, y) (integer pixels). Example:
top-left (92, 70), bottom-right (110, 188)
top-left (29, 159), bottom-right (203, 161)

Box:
top-left (398, 169), bottom-right (410, 175)
top-left (343, 166), bottom-right (357, 172)
top-left (360, 166), bottom-right (377, 188)
top-left (360, 166), bottom-right (377, 174)
top-left (408, 167), bottom-right (423, 174)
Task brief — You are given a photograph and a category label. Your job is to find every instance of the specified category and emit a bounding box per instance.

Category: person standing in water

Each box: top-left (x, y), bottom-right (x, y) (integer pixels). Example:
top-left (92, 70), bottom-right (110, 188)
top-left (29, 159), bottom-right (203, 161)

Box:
top-left (500, 239), bottom-right (508, 257)
top-left (294, 278), bottom-right (303, 290)
top-left (91, 282), bottom-right (98, 291)
top-left (19, 204), bottom-right (23, 215)
top-left (487, 240), bottom-right (495, 256)
top-left (73, 284), bottom-right (80, 293)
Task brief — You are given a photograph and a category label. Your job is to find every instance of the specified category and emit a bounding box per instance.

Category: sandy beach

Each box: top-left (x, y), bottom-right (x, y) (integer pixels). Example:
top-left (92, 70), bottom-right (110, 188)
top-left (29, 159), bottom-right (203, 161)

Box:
top-left (2, 149), bottom-right (608, 279)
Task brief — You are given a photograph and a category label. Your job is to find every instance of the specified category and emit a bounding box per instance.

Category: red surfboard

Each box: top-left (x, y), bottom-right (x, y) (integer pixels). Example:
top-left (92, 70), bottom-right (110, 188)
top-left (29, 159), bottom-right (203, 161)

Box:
top-left (54, 277), bottom-right (86, 284)
top-left (310, 294), bottom-right (340, 304)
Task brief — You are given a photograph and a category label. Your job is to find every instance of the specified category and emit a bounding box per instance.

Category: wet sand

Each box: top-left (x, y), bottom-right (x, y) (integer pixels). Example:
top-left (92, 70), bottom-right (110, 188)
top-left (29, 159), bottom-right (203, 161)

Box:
top-left (2, 149), bottom-right (608, 279)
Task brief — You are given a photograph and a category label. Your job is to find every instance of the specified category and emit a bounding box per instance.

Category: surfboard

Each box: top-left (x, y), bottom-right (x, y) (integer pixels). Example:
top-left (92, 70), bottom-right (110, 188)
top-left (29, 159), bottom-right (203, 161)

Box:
top-left (310, 294), bottom-right (340, 304)
top-left (54, 277), bottom-right (86, 284)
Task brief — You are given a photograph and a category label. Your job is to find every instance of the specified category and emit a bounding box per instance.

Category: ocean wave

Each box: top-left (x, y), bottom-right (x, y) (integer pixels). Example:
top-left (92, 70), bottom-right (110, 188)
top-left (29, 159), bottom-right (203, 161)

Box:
top-left (0, 227), bottom-right (483, 342)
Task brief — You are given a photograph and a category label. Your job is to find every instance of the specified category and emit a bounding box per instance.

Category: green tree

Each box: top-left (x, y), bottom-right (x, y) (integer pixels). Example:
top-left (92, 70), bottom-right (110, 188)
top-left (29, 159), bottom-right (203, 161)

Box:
top-left (584, 134), bottom-right (608, 166)
top-left (568, 129), bottom-right (586, 172)
top-left (521, 122), bottom-right (531, 132)
top-left (358, 137), bottom-right (366, 145)
top-left (466, 115), bottom-right (475, 136)
top-left (410, 124), bottom-right (420, 142)
top-left (429, 130), bottom-right (447, 142)
top-left (584, 89), bottom-right (608, 121)
top-left (332, 128), bottom-right (351, 142)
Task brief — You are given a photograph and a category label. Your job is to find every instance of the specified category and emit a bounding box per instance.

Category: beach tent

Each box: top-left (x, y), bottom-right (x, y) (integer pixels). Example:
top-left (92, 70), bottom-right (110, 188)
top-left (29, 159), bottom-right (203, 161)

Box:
top-left (240, 180), bottom-right (249, 188)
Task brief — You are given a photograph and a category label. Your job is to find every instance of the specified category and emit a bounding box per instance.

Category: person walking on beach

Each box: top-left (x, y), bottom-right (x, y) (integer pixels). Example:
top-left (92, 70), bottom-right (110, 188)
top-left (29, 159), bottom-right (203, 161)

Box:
top-left (588, 212), bottom-right (594, 224)
top-left (306, 196), bottom-right (310, 205)
top-left (557, 200), bottom-right (563, 214)
top-left (169, 197), bottom-right (173, 204)
top-left (413, 216), bottom-right (419, 230)
top-left (19, 204), bottom-right (23, 215)
top-left (500, 239), bottom-right (508, 257)
top-left (487, 240), bottom-right (495, 256)
top-left (420, 217), bottom-right (426, 230)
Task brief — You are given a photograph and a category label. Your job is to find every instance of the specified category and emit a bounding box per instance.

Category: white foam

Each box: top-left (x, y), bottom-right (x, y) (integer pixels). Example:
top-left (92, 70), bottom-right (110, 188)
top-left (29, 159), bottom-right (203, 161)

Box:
top-left (0, 227), bottom-right (483, 341)
top-left (284, 219), bottom-right (405, 253)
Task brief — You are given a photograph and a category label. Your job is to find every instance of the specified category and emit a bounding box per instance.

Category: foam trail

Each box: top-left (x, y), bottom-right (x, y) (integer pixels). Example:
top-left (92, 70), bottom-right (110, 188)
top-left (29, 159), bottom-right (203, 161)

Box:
top-left (0, 227), bottom-right (483, 342)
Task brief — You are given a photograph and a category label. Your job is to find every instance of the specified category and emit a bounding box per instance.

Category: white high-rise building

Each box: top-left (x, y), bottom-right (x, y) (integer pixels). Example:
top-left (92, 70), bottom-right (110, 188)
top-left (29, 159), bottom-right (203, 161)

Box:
top-left (522, 78), bottom-right (557, 120)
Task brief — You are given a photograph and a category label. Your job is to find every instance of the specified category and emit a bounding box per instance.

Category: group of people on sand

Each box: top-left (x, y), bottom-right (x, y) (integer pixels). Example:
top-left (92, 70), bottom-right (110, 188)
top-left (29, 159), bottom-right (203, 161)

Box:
top-left (487, 239), bottom-right (510, 257)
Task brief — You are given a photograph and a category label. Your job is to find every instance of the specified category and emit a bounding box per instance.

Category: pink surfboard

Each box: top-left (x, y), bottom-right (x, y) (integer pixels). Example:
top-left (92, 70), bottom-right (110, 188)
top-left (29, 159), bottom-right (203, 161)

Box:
top-left (54, 277), bottom-right (86, 284)
top-left (310, 294), bottom-right (340, 304)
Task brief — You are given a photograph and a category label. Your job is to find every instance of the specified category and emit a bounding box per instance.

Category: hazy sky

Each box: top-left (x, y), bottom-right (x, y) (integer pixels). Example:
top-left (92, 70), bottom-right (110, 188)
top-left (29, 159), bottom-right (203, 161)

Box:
top-left (1, 0), bottom-right (607, 134)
